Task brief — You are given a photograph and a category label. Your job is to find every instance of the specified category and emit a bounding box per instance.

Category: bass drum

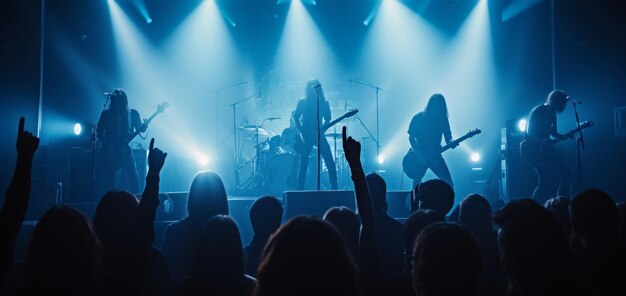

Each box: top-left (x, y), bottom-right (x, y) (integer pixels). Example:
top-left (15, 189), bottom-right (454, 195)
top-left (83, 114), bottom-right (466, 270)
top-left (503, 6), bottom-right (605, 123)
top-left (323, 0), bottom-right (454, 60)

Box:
top-left (264, 153), bottom-right (298, 194)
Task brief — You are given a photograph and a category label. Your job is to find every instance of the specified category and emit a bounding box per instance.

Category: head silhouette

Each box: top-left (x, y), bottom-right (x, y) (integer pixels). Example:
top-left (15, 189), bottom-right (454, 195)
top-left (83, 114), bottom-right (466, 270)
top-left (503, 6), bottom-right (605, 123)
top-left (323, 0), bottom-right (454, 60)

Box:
top-left (323, 206), bottom-right (360, 259)
top-left (424, 93), bottom-right (448, 119)
top-left (250, 195), bottom-right (283, 237)
top-left (109, 88), bottom-right (128, 111)
top-left (25, 206), bottom-right (100, 294)
top-left (404, 210), bottom-right (445, 262)
top-left (93, 190), bottom-right (139, 249)
top-left (617, 202), bottom-right (626, 245)
top-left (305, 79), bottom-right (326, 101)
top-left (255, 216), bottom-right (358, 296)
top-left (570, 188), bottom-right (620, 247)
top-left (459, 194), bottom-right (493, 233)
top-left (546, 90), bottom-right (568, 114)
top-left (413, 222), bottom-right (482, 296)
top-left (494, 199), bottom-right (577, 295)
top-left (187, 171), bottom-right (229, 220)
top-left (544, 196), bottom-right (571, 240)
top-left (193, 215), bottom-right (244, 280)
top-left (366, 173), bottom-right (387, 213)
top-left (417, 179), bottom-right (455, 216)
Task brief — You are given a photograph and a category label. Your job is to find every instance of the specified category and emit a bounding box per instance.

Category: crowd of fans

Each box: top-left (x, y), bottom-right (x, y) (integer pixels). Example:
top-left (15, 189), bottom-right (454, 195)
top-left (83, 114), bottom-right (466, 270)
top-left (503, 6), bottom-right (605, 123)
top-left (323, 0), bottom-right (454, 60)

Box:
top-left (1, 118), bottom-right (625, 296)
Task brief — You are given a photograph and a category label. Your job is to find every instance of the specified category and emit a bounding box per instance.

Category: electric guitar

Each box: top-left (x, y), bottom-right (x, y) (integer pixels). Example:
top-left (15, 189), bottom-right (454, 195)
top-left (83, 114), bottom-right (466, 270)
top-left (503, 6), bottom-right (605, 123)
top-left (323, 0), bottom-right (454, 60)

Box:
top-left (520, 121), bottom-right (593, 167)
top-left (293, 109), bottom-right (359, 154)
top-left (402, 129), bottom-right (481, 179)
top-left (103, 102), bottom-right (170, 169)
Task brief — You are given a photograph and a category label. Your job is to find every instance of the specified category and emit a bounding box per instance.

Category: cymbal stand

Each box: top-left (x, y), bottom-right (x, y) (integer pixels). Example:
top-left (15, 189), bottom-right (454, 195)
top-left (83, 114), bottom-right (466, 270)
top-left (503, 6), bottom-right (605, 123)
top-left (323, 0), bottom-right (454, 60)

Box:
top-left (229, 92), bottom-right (257, 191)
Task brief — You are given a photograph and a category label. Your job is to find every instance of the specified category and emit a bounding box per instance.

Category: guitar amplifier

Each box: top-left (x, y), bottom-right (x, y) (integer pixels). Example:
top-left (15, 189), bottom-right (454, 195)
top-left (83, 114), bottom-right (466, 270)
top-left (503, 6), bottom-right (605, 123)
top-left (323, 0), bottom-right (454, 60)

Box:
top-left (68, 148), bottom-right (147, 205)
top-left (500, 126), bottom-right (535, 202)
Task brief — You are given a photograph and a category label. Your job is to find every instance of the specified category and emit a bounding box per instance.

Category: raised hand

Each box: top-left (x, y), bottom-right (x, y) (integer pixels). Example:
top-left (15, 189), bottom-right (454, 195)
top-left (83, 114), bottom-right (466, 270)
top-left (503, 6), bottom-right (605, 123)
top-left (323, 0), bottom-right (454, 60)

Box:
top-left (342, 126), bottom-right (361, 168)
top-left (147, 138), bottom-right (167, 174)
top-left (16, 117), bottom-right (40, 159)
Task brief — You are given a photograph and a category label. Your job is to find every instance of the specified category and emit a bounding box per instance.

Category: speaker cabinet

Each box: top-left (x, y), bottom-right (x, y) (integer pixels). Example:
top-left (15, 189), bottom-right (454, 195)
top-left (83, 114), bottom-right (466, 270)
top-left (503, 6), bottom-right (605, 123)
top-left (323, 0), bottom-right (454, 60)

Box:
top-left (500, 127), bottom-right (536, 202)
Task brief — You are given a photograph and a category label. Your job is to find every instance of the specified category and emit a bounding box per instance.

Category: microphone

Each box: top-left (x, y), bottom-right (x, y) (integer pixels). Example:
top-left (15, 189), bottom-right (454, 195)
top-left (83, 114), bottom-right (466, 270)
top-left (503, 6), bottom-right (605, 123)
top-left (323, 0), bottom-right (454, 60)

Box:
top-left (266, 117), bottom-right (281, 121)
top-left (567, 96), bottom-right (583, 104)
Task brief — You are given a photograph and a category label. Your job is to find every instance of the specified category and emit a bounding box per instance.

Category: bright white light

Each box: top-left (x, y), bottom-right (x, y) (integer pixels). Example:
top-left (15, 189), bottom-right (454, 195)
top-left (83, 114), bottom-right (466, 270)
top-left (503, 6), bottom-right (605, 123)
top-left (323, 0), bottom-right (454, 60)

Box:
top-left (470, 153), bottom-right (481, 162)
top-left (73, 123), bottom-right (82, 136)
top-left (146, 17), bottom-right (152, 24)
top-left (198, 154), bottom-right (210, 166)
top-left (518, 119), bottom-right (527, 132)
top-left (377, 155), bottom-right (385, 165)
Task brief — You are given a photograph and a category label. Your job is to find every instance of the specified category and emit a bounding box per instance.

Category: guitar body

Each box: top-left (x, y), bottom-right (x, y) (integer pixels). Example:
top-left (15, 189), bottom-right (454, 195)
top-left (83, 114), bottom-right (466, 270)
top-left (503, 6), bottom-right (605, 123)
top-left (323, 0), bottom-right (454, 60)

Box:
top-left (519, 139), bottom-right (553, 167)
top-left (402, 149), bottom-right (432, 180)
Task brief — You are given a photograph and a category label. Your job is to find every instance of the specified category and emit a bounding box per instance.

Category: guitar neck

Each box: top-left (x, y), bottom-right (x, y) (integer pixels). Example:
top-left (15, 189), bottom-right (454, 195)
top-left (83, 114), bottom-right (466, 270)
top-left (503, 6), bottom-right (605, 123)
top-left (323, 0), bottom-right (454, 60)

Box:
top-left (124, 110), bottom-right (160, 144)
top-left (440, 133), bottom-right (472, 153)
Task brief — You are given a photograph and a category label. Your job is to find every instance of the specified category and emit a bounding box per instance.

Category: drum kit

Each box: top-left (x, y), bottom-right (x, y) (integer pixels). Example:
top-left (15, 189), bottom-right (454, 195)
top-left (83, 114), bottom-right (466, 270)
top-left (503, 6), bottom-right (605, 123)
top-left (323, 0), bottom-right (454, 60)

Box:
top-left (234, 118), bottom-right (349, 195)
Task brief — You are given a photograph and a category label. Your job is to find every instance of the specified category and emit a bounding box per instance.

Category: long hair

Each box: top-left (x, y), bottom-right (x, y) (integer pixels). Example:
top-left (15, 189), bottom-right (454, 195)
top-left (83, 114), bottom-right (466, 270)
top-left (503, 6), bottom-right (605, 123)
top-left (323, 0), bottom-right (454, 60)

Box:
top-left (305, 79), bottom-right (326, 102)
top-left (186, 171), bottom-right (229, 219)
top-left (424, 93), bottom-right (448, 119)
top-left (193, 215), bottom-right (245, 279)
top-left (108, 88), bottom-right (128, 111)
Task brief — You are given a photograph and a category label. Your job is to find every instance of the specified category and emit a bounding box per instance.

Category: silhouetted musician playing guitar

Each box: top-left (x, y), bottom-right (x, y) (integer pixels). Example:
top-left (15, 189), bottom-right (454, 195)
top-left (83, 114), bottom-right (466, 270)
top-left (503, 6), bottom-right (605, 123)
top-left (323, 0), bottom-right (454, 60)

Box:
top-left (97, 89), bottom-right (146, 194)
top-left (522, 90), bottom-right (574, 203)
top-left (407, 94), bottom-right (457, 188)
top-left (293, 79), bottom-right (338, 190)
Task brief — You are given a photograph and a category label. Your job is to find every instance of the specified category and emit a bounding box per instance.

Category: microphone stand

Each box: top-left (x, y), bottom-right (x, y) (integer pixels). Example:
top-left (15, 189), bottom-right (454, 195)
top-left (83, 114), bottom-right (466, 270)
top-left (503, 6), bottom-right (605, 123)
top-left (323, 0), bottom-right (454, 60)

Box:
top-left (214, 81), bottom-right (248, 153)
top-left (315, 86), bottom-right (321, 191)
top-left (572, 101), bottom-right (585, 192)
top-left (348, 79), bottom-right (383, 171)
top-left (229, 92), bottom-right (257, 191)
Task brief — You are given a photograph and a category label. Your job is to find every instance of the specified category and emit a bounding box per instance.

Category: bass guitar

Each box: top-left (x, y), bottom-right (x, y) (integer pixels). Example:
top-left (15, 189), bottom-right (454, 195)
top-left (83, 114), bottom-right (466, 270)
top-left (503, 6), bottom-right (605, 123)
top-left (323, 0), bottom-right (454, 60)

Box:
top-left (293, 109), bottom-right (359, 153)
top-left (520, 121), bottom-right (593, 167)
top-left (402, 129), bottom-right (481, 179)
top-left (103, 102), bottom-right (170, 169)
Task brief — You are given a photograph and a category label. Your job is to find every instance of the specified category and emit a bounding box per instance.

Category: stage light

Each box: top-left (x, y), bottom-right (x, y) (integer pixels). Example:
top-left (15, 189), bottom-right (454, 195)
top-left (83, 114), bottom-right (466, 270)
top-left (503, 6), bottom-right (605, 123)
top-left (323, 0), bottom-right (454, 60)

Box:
top-left (73, 123), bottom-right (82, 136)
top-left (470, 152), bottom-right (481, 162)
top-left (198, 154), bottom-right (210, 166)
top-left (518, 119), bottom-right (527, 132)
top-left (377, 155), bottom-right (385, 165)
top-left (146, 17), bottom-right (152, 24)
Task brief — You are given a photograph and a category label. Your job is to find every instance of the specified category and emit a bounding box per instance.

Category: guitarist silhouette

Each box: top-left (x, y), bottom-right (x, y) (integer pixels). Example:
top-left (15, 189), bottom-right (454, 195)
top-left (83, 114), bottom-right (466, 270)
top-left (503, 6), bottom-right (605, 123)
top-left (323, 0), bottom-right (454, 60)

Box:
top-left (96, 89), bottom-right (146, 194)
top-left (406, 94), bottom-right (457, 189)
top-left (522, 90), bottom-right (575, 203)
top-left (292, 79), bottom-right (338, 190)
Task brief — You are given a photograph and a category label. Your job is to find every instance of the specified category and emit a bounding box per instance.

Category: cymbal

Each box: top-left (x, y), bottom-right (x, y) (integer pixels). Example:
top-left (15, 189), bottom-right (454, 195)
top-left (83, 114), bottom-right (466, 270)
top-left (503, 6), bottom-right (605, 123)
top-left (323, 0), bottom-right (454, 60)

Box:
top-left (239, 125), bottom-right (261, 130)
top-left (242, 128), bottom-right (274, 138)
top-left (325, 133), bottom-right (342, 139)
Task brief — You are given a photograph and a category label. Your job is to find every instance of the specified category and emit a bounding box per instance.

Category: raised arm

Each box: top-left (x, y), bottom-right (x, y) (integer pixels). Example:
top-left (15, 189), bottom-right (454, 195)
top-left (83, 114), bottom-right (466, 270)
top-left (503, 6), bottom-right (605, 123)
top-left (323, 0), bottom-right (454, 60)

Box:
top-left (133, 138), bottom-right (167, 254)
top-left (342, 126), bottom-right (381, 274)
top-left (0, 117), bottom-right (40, 282)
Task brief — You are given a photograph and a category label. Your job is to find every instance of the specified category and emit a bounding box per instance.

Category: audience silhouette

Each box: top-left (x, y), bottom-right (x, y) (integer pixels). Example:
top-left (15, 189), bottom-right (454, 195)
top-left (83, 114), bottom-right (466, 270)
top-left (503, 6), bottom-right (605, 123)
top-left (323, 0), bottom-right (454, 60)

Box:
top-left (570, 189), bottom-right (626, 296)
top-left (414, 179), bottom-right (455, 217)
top-left (494, 199), bottom-right (588, 296)
top-left (366, 173), bottom-right (405, 277)
top-left (162, 171), bottom-right (229, 281)
top-left (323, 206), bottom-right (360, 260)
top-left (413, 222), bottom-right (483, 296)
top-left (177, 215), bottom-right (256, 296)
top-left (244, 195), bottom-right (283, 276)
top-left (544, 196), bottom-right (572, 241)
top-left (254, 216), bottom-right (358, 296)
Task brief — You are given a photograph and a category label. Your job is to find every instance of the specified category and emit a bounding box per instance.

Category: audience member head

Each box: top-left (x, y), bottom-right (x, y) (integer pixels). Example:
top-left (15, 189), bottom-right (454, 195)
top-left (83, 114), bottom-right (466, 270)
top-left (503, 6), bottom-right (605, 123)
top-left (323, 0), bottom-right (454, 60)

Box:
top-left (366, 173), bottom-right (387, 213)
top-left (323, 206), bottom-right (360, 259)
top-left (459, 194), bottom-right (493, 233)
top-left (187, 171), bottom-right (229, 220)
top-left (412, 222), bottom-right (482, 296)
top-left (404, 210), bottom-right (445, 263)
top-left (494, 199), bottom-right (577, 295)
top-left (193, 215), bottom-right (244, 280)
top-left (255, 216), bottom-right (358, 296)
top-left (93, 190), bottom-right (138, 248)
top-left (250, 195), bottom-right (283, 238)
top-left (570, 188), bottom-right (620, 248)
top-left (417, 179), bottom-right (455, 216)
top-left (25, 206), bottom-right (100, 294)
top-left (544, 196), bottom-right (571, 240)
